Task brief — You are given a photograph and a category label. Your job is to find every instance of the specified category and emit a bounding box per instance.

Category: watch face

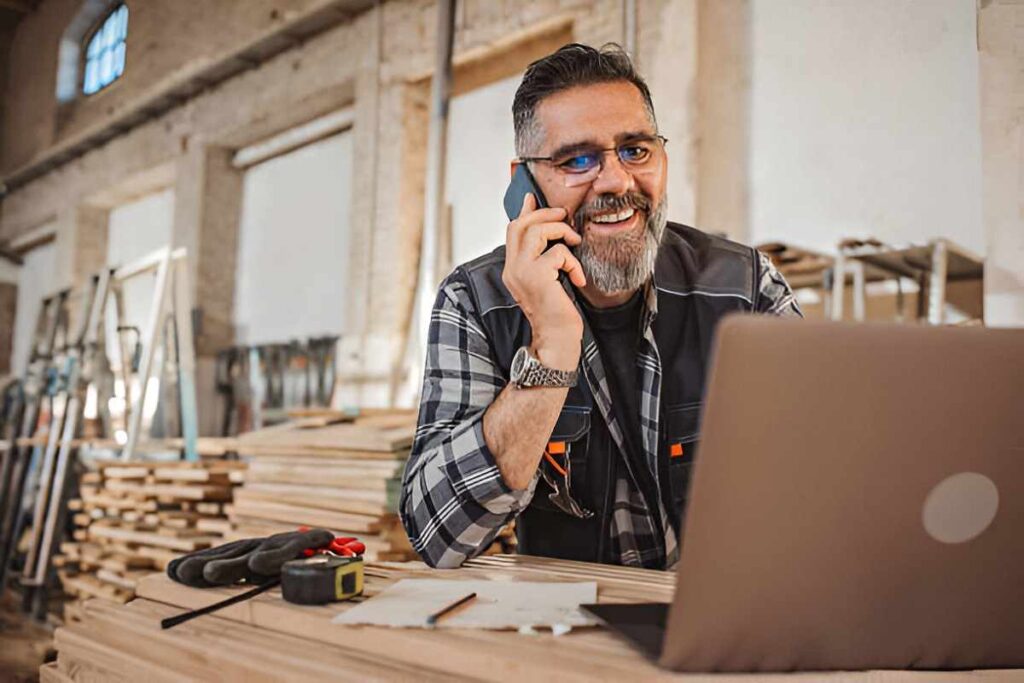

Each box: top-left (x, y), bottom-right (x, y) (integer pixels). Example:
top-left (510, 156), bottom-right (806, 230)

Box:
top-left (511, 347), bottom-right (528, 382)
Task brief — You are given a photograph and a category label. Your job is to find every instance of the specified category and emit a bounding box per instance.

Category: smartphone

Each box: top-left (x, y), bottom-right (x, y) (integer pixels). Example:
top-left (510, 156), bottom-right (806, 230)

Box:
top-left (503, 163), bottom-right (548, 221)
top-left (503, 163), bottom-right (573, 291)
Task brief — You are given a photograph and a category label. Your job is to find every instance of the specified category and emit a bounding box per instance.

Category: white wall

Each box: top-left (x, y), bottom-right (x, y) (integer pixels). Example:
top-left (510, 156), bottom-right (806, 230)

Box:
top-left (10, 241), bottom-right (57, 376)
top-left (748, 0), bottom-right (983, 256)
top-left (107, 189), bottom-right (175, 266)
top-left (234, 130), bottom-right (353, 345)
top-left (445, 75), bottom-right (520, 269)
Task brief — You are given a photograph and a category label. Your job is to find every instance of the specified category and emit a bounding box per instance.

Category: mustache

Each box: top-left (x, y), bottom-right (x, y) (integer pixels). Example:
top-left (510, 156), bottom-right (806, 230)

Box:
top-left (573, 192), bottom-right (652, 230)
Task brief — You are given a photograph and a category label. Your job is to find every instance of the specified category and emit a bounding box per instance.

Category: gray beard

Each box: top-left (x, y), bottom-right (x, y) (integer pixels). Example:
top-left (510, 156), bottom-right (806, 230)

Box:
top-left (573, 198), bottom-right (667, 295)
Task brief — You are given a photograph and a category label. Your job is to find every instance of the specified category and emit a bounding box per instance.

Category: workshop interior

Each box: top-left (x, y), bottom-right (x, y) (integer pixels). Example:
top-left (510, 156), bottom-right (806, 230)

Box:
top-left (0, 0), bottom-right (1022, 680)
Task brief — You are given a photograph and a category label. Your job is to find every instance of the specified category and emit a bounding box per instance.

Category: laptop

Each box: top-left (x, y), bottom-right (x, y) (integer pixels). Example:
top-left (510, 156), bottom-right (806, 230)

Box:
top-left (582, 316), bottom-right (1024, 672)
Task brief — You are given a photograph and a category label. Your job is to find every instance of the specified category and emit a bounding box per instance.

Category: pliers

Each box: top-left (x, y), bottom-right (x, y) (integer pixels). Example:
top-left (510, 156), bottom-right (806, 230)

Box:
top-left (303, 535), bottom-right (366, 558)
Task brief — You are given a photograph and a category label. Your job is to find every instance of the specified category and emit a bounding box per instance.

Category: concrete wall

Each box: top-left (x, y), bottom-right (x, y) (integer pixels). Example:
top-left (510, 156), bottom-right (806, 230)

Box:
top-left (1, 0), bottom-right (329, 173)
top-left (747, 0), bottom-right (983, 256)
top-left (978, 0), bottom-right (1024, 327)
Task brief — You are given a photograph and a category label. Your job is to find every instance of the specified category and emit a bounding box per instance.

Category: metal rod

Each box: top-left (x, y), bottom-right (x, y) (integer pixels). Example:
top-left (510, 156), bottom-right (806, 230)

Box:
top-left (927, 240), bottom-right (948, 325)
top-left (171, 258), bottom-right (199, 461)
top-left (122, 249), bottom-right (172, 461)
top-left (622, 0), bottom-right (636, 56)
top-left (398, 0), bottom-right (456, 407)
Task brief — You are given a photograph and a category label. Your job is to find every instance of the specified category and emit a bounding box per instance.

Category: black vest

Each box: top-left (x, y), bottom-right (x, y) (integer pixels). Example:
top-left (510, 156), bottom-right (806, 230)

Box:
top-left (455, 223), bottom-right (761, 564)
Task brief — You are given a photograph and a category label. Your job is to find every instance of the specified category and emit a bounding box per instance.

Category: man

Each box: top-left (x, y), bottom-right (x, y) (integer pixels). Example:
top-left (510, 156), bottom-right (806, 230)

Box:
top-left (400, 43), bottom-right (800, 570)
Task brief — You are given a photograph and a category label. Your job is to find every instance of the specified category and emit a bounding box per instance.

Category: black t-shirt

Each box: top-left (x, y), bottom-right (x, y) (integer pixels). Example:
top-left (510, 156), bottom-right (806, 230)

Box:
top-left (580, 291), bottom-right (650, 497)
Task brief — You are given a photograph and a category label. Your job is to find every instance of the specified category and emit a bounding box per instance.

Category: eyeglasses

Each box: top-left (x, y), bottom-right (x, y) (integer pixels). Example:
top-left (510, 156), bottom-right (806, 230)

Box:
top-left (519, 135), bottom-right (668, 187)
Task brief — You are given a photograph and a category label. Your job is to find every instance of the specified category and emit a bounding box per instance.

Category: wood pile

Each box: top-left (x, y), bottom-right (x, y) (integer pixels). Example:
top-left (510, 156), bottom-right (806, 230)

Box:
top-left (226, 411), bottom-right (423, 562)
top-left (55, 460), bottom-right (245, 604)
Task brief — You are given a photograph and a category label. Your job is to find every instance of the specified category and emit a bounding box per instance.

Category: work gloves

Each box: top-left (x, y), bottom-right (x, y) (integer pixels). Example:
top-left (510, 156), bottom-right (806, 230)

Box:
top-left (167, 528), bottom-right (334, 588)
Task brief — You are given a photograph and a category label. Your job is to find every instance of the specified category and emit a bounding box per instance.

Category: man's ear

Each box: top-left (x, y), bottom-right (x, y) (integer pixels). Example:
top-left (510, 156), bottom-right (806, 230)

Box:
top-left (509, 160), bottom-right (520, 179)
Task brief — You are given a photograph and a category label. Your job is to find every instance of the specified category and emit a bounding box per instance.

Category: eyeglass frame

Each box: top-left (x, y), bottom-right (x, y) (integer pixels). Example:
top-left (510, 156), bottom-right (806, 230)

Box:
top-left (517, 134), bottom-right (669, 181)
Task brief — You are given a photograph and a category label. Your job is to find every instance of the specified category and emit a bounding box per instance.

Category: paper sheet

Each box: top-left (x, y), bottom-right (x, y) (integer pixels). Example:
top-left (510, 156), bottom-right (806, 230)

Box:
top-left (332, 579), bottom-right (599, 630)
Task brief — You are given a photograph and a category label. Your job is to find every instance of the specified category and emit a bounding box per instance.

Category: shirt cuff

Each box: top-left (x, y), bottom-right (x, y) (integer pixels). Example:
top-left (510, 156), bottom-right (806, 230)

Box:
top-left (445, 413), bottom-right (538, 515)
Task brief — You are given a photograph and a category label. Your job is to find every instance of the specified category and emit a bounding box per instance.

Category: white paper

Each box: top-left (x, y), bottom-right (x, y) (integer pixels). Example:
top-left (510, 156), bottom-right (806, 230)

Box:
top-left (332, 579), bottom-right (599, 630)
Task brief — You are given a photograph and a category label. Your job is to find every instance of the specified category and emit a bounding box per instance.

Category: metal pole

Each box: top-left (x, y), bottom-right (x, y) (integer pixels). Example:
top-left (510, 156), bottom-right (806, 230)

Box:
top-left (622, 0), bottom-right (636, 55)
top-left (122, 248), bottom-right (171, 461)
top-left (927, 240), bottom-right (948, 325)
top-left (398, 0), bottom-right (456, 407)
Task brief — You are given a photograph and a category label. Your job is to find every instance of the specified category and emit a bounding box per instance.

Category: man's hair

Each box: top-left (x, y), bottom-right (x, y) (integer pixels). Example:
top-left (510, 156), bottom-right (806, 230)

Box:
top-left (512, 43), bottom-right (657, 157)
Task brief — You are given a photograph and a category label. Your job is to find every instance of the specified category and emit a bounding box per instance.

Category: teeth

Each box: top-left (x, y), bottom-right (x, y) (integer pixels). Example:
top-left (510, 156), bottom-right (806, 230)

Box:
top-left (591, 208), bottom-right (636, 224)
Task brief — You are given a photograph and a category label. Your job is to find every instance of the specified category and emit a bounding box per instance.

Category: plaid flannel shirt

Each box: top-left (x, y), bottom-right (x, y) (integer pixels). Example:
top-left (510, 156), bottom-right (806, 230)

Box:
top-left (400, 250), bottom-right (801, 569)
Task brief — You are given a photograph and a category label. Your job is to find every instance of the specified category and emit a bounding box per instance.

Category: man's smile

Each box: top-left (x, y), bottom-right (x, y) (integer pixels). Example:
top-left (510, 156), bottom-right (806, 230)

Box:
top-left (585, 207), bottom-right (643, 236)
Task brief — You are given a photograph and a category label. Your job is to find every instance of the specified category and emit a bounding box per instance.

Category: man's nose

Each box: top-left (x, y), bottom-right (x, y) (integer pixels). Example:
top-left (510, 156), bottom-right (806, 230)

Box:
top-left (590, 152), bottom-right (634, 196)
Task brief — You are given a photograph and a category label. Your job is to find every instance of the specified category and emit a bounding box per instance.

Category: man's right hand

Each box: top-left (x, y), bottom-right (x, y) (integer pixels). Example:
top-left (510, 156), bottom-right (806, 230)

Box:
top-left (502, 193), bottom-right (586, 372)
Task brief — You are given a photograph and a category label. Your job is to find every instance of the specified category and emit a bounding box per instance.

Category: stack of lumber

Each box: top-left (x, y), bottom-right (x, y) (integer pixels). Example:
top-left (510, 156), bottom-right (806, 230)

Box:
top-left (226, 411), bottom-right (422, 562)
top-left (55, 460), bottom-right (245, 604)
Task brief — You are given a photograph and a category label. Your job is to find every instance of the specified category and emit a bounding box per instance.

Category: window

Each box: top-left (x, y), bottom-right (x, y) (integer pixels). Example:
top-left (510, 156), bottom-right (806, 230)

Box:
top-left (83, 4), bottom-right (128, 95)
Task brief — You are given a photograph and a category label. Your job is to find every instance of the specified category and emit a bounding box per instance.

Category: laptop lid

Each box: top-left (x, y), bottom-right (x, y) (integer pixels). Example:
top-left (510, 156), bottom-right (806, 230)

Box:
top-left (659, 316), bottom-right (1024, 673)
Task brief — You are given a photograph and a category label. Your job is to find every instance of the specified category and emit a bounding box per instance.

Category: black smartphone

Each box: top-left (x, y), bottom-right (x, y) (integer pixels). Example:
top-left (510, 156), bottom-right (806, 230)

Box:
top-left (503, 163), bottom-right (548, 221)
top-left (503, 163), bottom-right (574, 291)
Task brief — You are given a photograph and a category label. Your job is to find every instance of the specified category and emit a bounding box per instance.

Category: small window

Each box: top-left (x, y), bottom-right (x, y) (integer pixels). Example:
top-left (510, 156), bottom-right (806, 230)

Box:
top-left (83, 4), bottom-right (128, 95)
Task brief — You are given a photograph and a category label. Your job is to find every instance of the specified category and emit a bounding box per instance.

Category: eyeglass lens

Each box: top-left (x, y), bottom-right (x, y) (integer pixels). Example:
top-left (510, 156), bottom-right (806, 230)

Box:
top-left (560, 139), bottom-right (665, 188)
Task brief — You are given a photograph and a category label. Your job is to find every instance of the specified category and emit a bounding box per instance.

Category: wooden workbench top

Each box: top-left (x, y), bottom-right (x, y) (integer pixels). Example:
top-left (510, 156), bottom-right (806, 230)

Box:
top-left (47, 555), bottom-right (1024, 682)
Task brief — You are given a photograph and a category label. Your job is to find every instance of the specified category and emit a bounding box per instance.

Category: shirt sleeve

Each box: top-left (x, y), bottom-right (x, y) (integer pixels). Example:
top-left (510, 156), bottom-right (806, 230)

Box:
top-left (399, 274), bottom-right (538, 568)
top-left (754, 251), bottom-right (804, 317)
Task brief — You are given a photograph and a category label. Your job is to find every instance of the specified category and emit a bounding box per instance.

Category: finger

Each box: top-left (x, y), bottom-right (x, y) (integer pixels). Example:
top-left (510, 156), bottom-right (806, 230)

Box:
top-left (522, 222), bottom-right (582, 257)
top-left (507, 207), bottom-right (568, 254)
top-left (539, 244), bottom-right (587, 288)
top-left (518, 192), bottom-right (536, 218)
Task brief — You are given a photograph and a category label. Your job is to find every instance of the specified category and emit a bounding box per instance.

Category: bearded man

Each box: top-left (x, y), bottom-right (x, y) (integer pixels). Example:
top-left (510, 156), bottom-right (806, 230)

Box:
top-left (400, 43), bottom-right (801, 570)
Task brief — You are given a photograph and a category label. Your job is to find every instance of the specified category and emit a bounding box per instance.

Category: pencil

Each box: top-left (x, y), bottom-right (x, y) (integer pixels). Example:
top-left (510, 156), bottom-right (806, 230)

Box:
top-left (426, 592), bottom-right (478, 626)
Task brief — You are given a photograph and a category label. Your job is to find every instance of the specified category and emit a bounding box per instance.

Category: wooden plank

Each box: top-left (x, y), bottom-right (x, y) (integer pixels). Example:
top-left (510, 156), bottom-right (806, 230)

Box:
top-left (245, 462), bottom-right (399, 489)
top-left (226, 499), bottom-right (390, 533)
top-left (152, 467), bottom-right (233, 484)
top-left (195, 517), bottom-right (233, 535)
top-left (239, 445), bottom-right (407, 460)
top-left (39, 661), bottom-right (73, 683)
top-left (236, 420), bottom-right (415, 453)
top-left (58, 573), bottom-right (131, 603)
top-left (64, 597), bottom-right (464, 681)
top-left (88, 524), bottom-right (216, 551)
top-left (55, 627), bottom-right (186, 682)
top-left (135, 546), bottom-right (180, 571)
top-left (234, 486), bottom-right (393, 517)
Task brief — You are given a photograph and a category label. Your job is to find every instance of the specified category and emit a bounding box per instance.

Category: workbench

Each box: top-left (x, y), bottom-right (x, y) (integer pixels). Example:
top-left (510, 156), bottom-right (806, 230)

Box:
top-left (44, 554), bottom-right (1024, 682)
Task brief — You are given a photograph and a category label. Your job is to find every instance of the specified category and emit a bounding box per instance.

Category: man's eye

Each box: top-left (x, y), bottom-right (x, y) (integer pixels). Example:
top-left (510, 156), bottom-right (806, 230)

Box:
top-left (619, 145), bottom-right (650, 163)
top-left (559, 154), bottom-right (599, 173)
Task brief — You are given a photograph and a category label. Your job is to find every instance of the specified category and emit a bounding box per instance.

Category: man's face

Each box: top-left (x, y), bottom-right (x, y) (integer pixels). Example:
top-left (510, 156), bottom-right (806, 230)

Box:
top-left (526, 80), bottom-right (668, 294)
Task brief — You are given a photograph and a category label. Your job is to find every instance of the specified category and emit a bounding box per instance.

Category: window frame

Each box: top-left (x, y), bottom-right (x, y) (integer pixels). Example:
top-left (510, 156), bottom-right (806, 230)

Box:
top-left (80, 3), bottom-right (129, 96)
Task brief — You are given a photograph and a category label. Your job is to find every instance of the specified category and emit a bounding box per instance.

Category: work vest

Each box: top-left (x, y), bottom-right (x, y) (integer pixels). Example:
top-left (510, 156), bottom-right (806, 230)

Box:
top-left (455, 223), bottom-right (759, 563)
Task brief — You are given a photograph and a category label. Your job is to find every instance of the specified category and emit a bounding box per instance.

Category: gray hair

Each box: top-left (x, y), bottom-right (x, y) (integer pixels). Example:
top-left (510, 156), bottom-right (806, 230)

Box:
top-left (512, 43), bottom-right (657, 157)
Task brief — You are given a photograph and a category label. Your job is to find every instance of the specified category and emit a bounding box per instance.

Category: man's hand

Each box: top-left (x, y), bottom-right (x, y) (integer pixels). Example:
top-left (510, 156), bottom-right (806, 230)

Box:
top-left (502, 193), bottom-right (586, 371)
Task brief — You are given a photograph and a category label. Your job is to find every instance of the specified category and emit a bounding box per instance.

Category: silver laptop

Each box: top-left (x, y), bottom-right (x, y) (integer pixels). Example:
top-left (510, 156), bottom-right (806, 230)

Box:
top-left (584, 316), bottom-right (1024, 672)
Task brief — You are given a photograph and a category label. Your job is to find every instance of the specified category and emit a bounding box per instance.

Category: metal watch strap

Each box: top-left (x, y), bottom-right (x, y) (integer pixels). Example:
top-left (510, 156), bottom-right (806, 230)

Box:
top-left (513, 347), bottom-right (578, 388)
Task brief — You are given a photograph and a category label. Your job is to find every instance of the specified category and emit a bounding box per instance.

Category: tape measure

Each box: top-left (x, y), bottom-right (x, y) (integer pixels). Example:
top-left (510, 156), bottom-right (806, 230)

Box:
top-left (281, 555), bottom-right (364, 605)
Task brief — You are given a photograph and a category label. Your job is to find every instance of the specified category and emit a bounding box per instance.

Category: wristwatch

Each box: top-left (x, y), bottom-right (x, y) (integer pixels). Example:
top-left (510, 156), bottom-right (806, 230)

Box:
top-left (510, 346), bottom-right (578, 388)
